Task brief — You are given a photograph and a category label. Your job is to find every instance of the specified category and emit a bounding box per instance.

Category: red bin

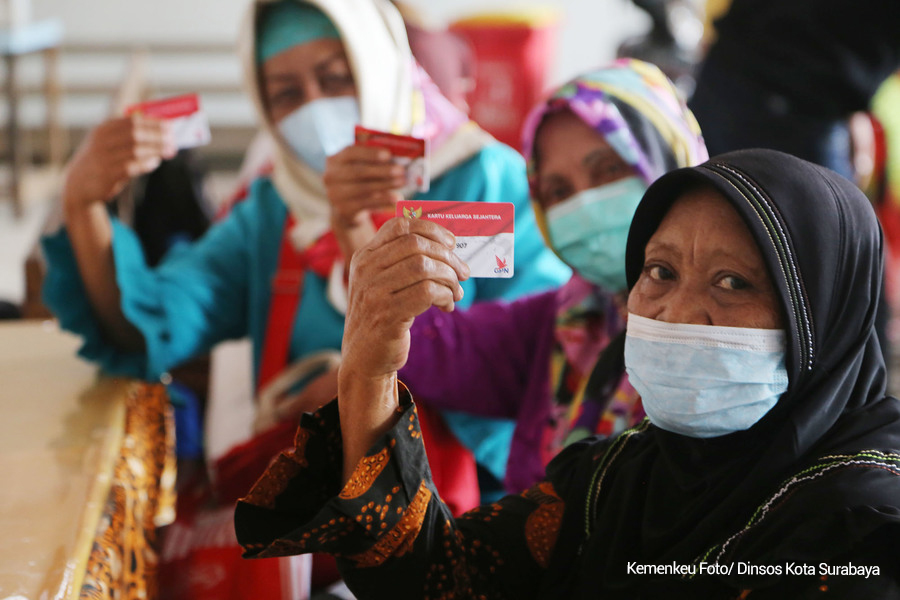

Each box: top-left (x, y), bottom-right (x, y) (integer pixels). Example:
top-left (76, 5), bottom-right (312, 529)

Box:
top-left (450, 9), bottom-right (560, 151)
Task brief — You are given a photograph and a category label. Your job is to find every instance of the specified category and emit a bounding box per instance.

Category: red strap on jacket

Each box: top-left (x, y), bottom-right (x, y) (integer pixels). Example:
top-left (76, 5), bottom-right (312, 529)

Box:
top-left (221, 213), bottom-right (480, 516)
top-left (256, 212), bottom-right (395, 395)
top-left (257, 216), bottom-right (307, 394)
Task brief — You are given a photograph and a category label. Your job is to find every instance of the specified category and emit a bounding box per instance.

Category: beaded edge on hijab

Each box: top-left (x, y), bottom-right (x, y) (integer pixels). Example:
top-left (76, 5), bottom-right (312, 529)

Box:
top-left (691, 450), bottom-right (900, 570)
top-left (698, 162), bottom-right (815, 371)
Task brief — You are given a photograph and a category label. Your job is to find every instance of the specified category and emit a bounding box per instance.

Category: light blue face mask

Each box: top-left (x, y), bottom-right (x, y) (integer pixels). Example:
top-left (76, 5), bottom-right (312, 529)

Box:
top-left (624, 313), bottom-right (789, 438)
top-left (277, 96), bottom-right (360, 172)
top-left (545, 176), bottom-right (647, 292)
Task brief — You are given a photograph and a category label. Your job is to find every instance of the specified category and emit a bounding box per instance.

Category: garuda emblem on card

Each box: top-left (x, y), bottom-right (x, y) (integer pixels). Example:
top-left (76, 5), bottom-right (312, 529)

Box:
top-left (403, 206), bottom-right (423, 219)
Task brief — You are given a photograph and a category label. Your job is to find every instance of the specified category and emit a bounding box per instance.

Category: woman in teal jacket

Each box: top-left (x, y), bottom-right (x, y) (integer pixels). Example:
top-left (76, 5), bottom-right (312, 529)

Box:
top-left (42, 0), bottom-right (568, 499)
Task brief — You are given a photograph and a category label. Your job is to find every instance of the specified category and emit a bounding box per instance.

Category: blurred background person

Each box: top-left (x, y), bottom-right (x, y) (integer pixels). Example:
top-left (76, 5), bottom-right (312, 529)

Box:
top-left (688, 0), bottom-right (900, 179)
top-left (616, 0), bottom-right (705, 96)
top-left (686, 0), bottom-right (900, 375)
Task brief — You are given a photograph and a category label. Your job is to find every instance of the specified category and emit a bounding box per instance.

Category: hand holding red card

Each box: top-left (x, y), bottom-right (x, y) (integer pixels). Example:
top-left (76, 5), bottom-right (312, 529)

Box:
top-left (126, 93), bottom-right (211, 150)
top-left (356, 126), bottom-right (429, 195)
top-left (397, 200), bottom-right (515, 278)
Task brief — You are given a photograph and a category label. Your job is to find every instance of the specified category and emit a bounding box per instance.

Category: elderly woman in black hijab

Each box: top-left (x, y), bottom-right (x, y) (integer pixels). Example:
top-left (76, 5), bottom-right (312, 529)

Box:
top-left (234, 148), bottom-right (900, 597)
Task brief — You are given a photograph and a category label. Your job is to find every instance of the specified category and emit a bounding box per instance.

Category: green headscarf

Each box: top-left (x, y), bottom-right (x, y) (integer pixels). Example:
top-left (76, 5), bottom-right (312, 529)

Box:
top-left (256, 1), bottom-right (341, 64)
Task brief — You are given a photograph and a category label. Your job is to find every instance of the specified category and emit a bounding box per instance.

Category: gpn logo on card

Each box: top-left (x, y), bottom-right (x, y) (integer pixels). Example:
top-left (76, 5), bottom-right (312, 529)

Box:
top-left (403, 206), bottom-right (423, 219)
top-left (494, 255), bottom-right (510, 275)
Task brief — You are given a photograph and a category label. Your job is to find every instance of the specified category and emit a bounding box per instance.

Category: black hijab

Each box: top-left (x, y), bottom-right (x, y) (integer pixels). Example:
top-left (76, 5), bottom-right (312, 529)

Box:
top-left (545, 148), bottom-right (900, 595)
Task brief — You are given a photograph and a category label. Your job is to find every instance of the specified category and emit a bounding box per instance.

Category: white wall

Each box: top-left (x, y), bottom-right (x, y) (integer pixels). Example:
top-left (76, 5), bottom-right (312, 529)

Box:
top-left (403, 0), bottom-right (649, 88)
top-left (17, 1), bottom-right (649, 130)
top-left (32, 0), bottom-right (648, 84)
top-left (32, 0), bottom-right (249, 43)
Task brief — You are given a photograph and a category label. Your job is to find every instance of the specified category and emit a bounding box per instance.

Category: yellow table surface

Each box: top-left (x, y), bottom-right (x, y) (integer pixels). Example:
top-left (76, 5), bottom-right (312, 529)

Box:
top-left (0, 321), bottom-right (132, 600)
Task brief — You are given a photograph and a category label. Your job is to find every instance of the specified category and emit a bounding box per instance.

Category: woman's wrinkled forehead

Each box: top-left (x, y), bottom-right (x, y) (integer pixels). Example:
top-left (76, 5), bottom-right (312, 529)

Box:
top-left (648, 183), bottom-right (772, 278)
top-left (626, 174), bottom-right (781, 295)
top-left (631, 170), bottom-right (753, 280)
top-left (641, 181), bottom-right (772, 275)
top-left (631, 185), bottom-right (784, 330)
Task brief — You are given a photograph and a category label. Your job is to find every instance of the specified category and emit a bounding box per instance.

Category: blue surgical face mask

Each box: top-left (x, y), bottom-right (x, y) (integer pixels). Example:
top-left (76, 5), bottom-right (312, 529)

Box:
top-left (277, 96), bottom-right (360, 173)
top-left (624, 313), bottom-right (789, 438)
top-left (545, 176), bottom-right (647, 292)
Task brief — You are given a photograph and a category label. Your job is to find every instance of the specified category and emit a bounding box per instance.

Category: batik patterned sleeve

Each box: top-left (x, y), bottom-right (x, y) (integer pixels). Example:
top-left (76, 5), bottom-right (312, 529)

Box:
top-left (234, 384), bottom-right (567, 599)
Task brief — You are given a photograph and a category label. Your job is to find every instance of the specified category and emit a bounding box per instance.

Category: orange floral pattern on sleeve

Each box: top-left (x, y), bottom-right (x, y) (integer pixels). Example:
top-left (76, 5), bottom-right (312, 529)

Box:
top-left (348, 480), bottom-right (432, 568)
top-left (339, 447), bottom-right (391, 499)
top-left (242, 453), bottom-right (307, 510)
top-left (523, 482), bottom-right (565, 568)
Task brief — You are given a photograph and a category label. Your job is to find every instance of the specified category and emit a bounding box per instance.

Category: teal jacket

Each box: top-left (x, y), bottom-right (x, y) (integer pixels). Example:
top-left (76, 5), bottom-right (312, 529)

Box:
top-left (42, 143), bottom-right (570, 479)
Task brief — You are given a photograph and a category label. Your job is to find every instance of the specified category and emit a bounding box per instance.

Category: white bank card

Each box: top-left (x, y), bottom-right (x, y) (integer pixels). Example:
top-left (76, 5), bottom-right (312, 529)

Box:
top-left (126, 93), bottom-right (211, 150)
top-left (396, 200), bottom-right (515, 278)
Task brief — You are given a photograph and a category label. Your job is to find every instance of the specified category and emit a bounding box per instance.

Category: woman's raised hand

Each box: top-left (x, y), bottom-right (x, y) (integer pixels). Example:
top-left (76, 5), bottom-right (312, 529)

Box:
top-left (337, 216), bottom-right (469, 479)
top-left (324, 145), bottom-right (408, 262)
top-left (59, 114), bottom-right (176, 352)
top-left (63, 114), bottom-right (177, 211)
top-left (340, 216), bottom-right (470, 380)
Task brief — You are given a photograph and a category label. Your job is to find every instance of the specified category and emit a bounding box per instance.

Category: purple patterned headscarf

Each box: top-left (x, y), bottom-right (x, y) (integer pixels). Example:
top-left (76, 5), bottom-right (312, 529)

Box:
top-left (522, 58), bottom-right (707, 207)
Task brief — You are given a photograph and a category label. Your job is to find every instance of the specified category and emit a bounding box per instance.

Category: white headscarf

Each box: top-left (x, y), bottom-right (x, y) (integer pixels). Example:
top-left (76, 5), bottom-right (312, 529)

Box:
top-left (238, 0), bottom-right (493, 247)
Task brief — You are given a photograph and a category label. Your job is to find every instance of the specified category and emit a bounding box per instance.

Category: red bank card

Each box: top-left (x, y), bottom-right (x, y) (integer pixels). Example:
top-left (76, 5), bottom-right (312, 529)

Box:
top-left (396, 200), bottom-right (515, 278)
top-left (126, 93), bottom-right (211, 149)
top-left (355, 125), bottom-right (429, 194)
